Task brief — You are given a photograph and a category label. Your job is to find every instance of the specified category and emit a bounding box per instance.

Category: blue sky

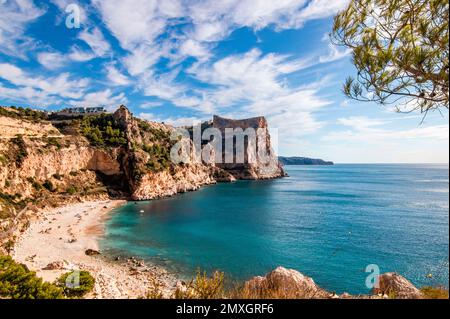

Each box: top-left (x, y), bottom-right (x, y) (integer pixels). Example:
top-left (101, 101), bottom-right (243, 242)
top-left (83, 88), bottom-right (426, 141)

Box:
top-left (0, 0), bottom-right (448, 163)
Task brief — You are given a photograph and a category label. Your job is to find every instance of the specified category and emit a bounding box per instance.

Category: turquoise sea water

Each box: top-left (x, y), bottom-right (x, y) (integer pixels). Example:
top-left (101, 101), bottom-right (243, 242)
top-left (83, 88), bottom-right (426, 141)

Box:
top-left (101, 164), bottom-right (449, 294)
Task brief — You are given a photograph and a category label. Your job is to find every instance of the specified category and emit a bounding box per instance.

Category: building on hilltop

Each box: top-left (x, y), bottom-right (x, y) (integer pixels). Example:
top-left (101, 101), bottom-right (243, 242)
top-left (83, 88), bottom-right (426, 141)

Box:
top-left (58, 106), bottom-right (107, 114)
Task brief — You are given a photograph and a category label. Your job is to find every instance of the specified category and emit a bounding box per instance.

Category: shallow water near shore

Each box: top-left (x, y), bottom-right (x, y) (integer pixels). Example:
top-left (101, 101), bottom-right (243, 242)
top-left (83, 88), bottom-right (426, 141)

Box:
top-left (100, 164), bottom-right (449, 294)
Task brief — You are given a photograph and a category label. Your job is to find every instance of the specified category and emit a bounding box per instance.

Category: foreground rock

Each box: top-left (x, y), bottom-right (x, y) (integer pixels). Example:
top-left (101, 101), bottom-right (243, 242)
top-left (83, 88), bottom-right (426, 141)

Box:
top-left (243, 267), bottom-right (426, 299)
top-left (373, 272), bottom-right (424, 299)
top-left (243, 267), bottom-right (329, 299)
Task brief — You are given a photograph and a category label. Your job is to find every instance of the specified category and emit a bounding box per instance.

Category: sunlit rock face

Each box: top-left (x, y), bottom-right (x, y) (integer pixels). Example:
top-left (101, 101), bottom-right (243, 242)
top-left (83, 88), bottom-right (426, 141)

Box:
top-left (212, 115), bottom-right (285, 180)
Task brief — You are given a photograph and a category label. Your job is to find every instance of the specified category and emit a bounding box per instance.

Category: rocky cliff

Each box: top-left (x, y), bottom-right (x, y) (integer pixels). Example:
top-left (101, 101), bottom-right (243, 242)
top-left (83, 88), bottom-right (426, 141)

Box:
top-left (0, 105), bottom-right (284, 234)
top-left (190, 115), bottom-right (285, 180)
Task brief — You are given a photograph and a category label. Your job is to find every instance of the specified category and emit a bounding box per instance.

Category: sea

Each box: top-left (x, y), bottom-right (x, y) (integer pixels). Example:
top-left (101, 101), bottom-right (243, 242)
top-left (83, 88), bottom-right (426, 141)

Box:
top-left (100, 164), bottom-right (449, 294)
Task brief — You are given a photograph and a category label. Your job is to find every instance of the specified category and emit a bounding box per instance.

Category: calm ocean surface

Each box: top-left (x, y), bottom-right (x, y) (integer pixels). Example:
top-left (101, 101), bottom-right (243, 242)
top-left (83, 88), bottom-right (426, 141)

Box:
top-left (100, 164), bottom-right (449, 294)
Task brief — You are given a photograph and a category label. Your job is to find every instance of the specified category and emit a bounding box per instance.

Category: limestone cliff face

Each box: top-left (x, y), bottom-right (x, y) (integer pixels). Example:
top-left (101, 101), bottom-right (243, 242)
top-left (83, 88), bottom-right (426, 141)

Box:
top-left (0, 106), bottom-right (284, 203)
top-left (131, 164), bottom-right (217, 200)
top-left (0, 136), bottom-right (122, 198)
top-left (212, 115), bottom-right (285, 180)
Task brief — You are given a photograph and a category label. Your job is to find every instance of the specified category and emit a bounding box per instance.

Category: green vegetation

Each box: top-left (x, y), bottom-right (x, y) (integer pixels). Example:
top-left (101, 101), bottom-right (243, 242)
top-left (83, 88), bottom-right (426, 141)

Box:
top-left (0, 193), bottom-right (25, 220)
top-left (0, 256), bottom-right (64, 299)
top-left (80, 114), bottom-right (127, 147)
top-left (42, 180), bottom-right (55, 192)
top-left (66, 186), bottom-right (77, 195)
top-left (26, 177), bottom-right (42, 191)
top-left (45, 137), bottom-right (62, 150)
top-left (142, 143), bottom-right (172, 172)
top-left (332, 0), bottom-right (449, 112)
top-left (0, 106), bottom-right (48, 122)
top-left (57, 270), bottom-right (95, 297)
top-left (69, 171), bottom-right (78, 176)
top-left (52, 173), bottom-right (63, 180)
top-left (420, 286), bottom-right (449, 299)
top-left (174, 270), bottom-right (225, 299)
top-left (11, 135), bottom-right (28, 166)
top-left (0, 154), bottom-right (7, 166)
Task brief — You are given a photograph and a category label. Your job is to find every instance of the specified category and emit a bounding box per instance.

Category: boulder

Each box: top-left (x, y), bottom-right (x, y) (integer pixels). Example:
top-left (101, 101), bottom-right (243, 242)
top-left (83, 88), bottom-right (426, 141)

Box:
top-left (85, 249), bottom-right (101, 256)
top-left (243, 266), bottom-right (329, 299)
top-left (373, 272), bottom-right (423, 299)
top-left (42, 261), bottom-right (67, 270)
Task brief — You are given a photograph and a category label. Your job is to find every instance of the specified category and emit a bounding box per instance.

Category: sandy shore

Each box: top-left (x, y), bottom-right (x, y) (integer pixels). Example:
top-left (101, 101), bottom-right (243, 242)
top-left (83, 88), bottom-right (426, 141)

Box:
top-left (12, 200), bottom-right (177, 299)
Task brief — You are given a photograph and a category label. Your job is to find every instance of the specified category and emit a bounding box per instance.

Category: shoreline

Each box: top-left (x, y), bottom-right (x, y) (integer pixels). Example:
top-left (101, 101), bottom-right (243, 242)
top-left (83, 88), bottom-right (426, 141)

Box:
top-left (12, 200), bottom-right (177, 299)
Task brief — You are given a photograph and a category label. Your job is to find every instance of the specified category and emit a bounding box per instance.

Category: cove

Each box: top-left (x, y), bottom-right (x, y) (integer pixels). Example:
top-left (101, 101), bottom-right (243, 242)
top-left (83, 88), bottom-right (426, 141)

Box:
top-left (100, 164), bottom-right (449, 294)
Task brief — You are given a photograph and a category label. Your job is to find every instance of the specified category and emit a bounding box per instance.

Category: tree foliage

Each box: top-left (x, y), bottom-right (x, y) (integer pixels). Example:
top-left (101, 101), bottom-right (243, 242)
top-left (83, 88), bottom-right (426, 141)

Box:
top-left (80, 114), bottom-right (127, 147)
top-left (332, 0), bottom-right (449, 113)
top-left (0, 256), bottom-right (64, 299)
top-left (57, 270), bottom-right (95, 297)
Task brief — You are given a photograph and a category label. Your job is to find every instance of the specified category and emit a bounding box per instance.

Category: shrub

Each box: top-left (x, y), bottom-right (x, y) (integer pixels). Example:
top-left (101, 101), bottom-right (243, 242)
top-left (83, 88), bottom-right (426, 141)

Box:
top-left (66, 186), bottom-right (77, 195)
top-left (0, 154), bottom-right (7, 165)
top-left (42, 180), bottom-right (55, 192)
top-left (420, 286), bottom-right (449, 299)
top-left (142, 143), bottom-right (171, 172)
top-left (11, 135), bottom-right (28, 166)
top-left (27, 177), bottom-right (42, 191)
top-left (69, 171), bottom-right (78, 176)
top-left (174, 270), bottom-right (224, 299)
top-left (80, 115), bottom-right (127, 147)
top-left (0, 256), bottom-right (64, 299)
top-left (57, 270), bottom-right (95, 297)
top-left (52, 173), bottom-right (63, 180)
top-left (45, 137), bottom-right (62, 150)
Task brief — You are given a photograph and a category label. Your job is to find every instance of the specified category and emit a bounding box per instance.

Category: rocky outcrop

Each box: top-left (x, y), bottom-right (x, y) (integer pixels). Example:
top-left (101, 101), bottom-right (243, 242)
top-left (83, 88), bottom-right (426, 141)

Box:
top-left (211, 115), bottom-right (285, 180)
top-left (131, 164), bottom-right (217, 200)
top-left (243, 267), bottom-right (329, 299)
top-left (373, 272), bottom-right (424, 299)
top-left (243, 267), bottom-right (426, 299)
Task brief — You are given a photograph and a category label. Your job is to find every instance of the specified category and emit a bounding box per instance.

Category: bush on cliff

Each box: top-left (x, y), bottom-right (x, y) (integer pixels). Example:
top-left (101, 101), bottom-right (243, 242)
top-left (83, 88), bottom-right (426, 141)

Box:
top-left (80, 114), bottom-right (127, 147)
top-left (174, 270), bottom-right (225, 299)
top-left (10, 135), bottom-right (28, 167)
top-left (0, 255), bottom-right (64, 299)
top-left (57, 270), bottom-right (95, 297)
top-left (420, 286), bottom-right (449, 299)
top-left (142, 144), bottom-right (171, 172)
top-left (0, 106), bottom-right (47, 122)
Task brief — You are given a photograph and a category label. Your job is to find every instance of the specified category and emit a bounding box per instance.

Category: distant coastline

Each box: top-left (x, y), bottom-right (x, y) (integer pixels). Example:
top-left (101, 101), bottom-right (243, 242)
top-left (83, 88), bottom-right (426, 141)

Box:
top-left (278, 156), bottom-right (334, 166)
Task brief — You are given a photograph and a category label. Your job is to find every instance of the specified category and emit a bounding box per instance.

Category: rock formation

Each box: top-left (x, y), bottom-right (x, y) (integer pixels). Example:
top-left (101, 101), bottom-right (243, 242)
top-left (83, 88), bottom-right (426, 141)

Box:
top-left (243, 267), bottom-right (426, 299)
top-left (373, 272), bottom-right (424, 299)
top-left (0, 105), bottom-right (285, 221)
top-left (243, 266), bottom-right (329, 299)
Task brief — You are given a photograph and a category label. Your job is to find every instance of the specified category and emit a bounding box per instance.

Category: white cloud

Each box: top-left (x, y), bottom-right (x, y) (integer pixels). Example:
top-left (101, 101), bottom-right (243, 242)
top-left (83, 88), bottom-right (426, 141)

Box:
top-left (37, 51), bottom-right (67, 70)
top-left (324, 116), bottom-right (450, 142)
top-left (179, 39), bottom-right (211, 61)
top-left (139, 101), bottom-right (164, 108)
top-left (0, 0), bottom-right (45, 58)
top-left (73, 89), bottom-right (128, 110)
top-left (139, 112), bottom-right (204, 127)
top-left (122, 44), bottom-right (167, 76)
top-left (0, 63), bottom-right (89, 100)
top-left (78, 27), bottom-right (111, 57)
top-left (319, 42), bottom-right (351, 63)
top-left (106, 65), bottom-right (131, 86)
top-left (67, 46), bottom-right (96, 62)
top-left (0, 83), bottom-right (61, 106)
top-left (92, 0), bottom-right (175, 51)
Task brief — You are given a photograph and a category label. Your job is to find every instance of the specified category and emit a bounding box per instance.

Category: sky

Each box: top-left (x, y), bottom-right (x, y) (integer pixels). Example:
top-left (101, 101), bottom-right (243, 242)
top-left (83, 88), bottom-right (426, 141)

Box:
top-left (0, 0), bottom-right (448, 163)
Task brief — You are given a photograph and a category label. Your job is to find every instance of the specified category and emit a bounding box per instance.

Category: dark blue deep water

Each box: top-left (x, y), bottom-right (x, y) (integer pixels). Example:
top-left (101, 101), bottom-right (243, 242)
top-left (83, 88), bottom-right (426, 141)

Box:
top-left (100, 164), bottom-right (449, 294)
